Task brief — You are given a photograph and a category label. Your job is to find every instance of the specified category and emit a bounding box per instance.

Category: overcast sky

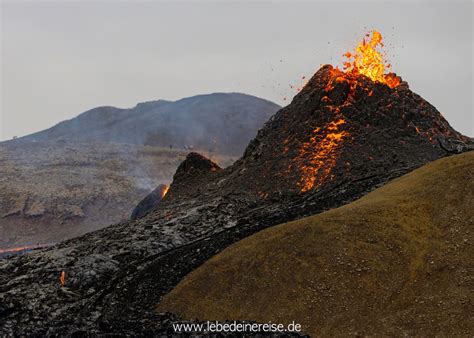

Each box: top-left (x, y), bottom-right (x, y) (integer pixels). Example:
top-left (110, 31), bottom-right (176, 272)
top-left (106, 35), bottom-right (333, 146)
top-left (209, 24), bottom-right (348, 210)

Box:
top-left (1, 0), bottom-right (472, 141)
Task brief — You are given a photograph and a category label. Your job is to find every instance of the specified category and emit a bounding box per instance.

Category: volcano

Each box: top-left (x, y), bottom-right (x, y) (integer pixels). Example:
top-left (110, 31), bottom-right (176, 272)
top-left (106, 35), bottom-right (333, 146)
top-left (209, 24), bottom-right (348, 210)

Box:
top-left (1, 33), bottom-right (472, 335)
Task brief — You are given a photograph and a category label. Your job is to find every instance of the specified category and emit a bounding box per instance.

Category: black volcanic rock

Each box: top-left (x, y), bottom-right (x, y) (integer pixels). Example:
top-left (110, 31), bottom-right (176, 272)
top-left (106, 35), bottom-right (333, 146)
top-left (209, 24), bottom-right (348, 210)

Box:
top-left (130, 153), bottom-right (223, 221)
top-left (130, 184), bottom-right (168, 220)
top-left (1, 66), bottom-right (472, 335)
top-left (169, 152), bottom-right (222, 200)
top-left (175, 152), bottom-right (222, 175)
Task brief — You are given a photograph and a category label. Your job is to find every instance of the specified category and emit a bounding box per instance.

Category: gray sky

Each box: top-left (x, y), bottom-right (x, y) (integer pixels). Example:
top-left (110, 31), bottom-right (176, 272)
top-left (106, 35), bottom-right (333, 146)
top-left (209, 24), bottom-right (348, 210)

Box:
top-left (1, 0), bottom-right (473, 141)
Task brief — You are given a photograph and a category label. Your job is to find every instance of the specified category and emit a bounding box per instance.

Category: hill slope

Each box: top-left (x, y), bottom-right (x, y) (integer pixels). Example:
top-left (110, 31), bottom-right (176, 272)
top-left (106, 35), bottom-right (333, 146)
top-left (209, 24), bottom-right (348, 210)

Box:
top-left (158, 151), bottom-right (474, 336)
top-left (11, 93), bottom-right (280, 156)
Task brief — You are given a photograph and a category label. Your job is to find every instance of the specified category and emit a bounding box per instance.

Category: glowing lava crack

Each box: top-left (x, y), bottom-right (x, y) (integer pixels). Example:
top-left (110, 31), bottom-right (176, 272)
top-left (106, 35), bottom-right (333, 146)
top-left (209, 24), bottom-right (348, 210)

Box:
top-left (296, 118), bottom-right (349, 192)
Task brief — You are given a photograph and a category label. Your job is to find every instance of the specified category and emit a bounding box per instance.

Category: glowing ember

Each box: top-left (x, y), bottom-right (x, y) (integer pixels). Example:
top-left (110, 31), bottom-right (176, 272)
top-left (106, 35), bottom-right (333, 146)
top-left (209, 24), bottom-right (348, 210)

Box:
top-left (343, 30), bottom-right (400, 88)
top-left (161, 185), bottom-right (169, 199)
top-left (59, 271), bottom-right (66, 287)
top-left (296, 118), bottom-right (348, 192)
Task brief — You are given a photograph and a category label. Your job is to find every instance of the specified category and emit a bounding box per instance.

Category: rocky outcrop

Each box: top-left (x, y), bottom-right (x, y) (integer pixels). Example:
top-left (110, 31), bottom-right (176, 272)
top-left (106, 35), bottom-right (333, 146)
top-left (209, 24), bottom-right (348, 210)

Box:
top-left (130, 154), bottom-right (223, 220)
top-left (168, 152), bottom-right (223, 200)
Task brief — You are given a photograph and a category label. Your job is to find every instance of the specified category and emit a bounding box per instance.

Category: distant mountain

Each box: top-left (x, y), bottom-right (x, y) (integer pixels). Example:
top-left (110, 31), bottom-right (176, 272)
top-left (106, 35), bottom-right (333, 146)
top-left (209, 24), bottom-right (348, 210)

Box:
top-left (12, 93), bottom-right (281, 156)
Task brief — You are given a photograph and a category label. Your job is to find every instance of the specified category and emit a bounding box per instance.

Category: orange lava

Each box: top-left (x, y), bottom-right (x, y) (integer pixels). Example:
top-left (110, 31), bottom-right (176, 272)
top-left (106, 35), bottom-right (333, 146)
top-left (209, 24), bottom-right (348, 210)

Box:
top-left (296, 118), bottom-right (348, 192)
top-left (161, 185), bottom-right (169, 199)
top-left (0, 243), bottom-right (51, 254)
top-left (59, 271), bottom-right (66, 287)
top-left (342, 30), bottom-right (400, 88)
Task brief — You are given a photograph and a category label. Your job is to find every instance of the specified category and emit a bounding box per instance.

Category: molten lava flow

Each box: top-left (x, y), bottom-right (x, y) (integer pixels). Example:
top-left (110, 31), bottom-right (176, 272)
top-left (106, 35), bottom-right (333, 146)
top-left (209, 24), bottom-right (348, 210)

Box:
top-left (296, 118), bottom-right (348, 192)
top-left (343, 30), bottom-right (400, 88)
top-left (0, 243), bottom-right (52, 254)
top-left (59, 271), bottom-right (66, 287)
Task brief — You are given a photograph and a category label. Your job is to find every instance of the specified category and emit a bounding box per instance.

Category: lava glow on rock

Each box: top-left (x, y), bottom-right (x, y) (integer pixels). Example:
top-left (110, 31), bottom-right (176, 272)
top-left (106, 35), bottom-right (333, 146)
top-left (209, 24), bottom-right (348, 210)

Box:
top-left (161, 185), bottom-right (170, 199)
top-left (59, 271), bottom-right (66, 287)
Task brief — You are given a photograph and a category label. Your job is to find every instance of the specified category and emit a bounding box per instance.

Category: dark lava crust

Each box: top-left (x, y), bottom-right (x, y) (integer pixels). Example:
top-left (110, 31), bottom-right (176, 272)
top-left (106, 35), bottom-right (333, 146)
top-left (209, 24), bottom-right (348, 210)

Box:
top-left (130, 184), bottom-right (169, 220)
top-left (1, 65), bottom-right (472, 335)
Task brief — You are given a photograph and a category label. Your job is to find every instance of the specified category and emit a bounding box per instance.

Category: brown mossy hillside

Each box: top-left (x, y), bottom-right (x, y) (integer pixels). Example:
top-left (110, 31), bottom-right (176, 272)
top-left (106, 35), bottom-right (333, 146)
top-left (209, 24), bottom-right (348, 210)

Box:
top-left (157, 151), bottom-right (474, 336)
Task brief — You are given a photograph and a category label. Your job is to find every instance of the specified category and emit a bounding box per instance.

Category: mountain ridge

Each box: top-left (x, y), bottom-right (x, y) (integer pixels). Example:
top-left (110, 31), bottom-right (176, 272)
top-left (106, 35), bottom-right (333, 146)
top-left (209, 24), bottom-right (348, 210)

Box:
top-left (8, 93), bottom-right (281, 156)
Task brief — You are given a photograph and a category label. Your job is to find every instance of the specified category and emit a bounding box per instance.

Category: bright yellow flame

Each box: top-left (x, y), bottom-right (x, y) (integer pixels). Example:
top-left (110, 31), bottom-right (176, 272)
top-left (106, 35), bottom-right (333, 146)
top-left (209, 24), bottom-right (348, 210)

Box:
top-left (343, 30), bottom-right (400, 88)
